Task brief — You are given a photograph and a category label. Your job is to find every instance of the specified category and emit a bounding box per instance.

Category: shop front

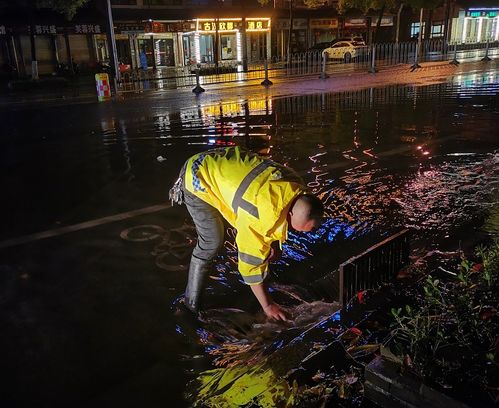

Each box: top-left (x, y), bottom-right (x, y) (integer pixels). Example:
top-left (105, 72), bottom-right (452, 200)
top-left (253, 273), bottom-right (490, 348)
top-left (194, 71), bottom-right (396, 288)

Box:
top-left (246, 19), bottom-right (271, 61)
top-left (111, 20), bottom-right (197, 71)
top-left (343, 16), bottom-right (393, 43)
top-left (275, 18), bottom-right (308, 57)
top-left (451, 7), bottom-right (499, 43)
top-left (0, 22), bottom-right (104, 77)
top-left (192, 18), bottom-right (271, 66)
top-left (343, 17), bottom-right (367, 38)
top-left (310, 18), bottom-right (338, 44)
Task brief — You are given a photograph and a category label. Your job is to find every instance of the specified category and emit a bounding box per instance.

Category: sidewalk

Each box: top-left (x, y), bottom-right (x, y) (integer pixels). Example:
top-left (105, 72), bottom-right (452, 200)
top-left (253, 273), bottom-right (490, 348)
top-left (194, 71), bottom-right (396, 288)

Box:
top-left (0, 59), bottom-right (497, 110)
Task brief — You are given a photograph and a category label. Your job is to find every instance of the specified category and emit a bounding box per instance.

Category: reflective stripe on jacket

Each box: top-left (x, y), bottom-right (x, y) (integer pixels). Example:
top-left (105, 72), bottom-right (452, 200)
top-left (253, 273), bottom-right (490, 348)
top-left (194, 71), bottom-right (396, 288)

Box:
top-left (183, 146), bottom-right (305, 285)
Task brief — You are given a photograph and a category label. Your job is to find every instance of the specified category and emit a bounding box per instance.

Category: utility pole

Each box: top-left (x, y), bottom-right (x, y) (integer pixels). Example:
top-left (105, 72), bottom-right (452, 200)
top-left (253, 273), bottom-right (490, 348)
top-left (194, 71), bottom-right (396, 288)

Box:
top-left (106, 0), bottom-right (120, 85)
top-left (29, 5), bottom-right (38, 80)
top-left (286, 0), bottom-right (293, 63)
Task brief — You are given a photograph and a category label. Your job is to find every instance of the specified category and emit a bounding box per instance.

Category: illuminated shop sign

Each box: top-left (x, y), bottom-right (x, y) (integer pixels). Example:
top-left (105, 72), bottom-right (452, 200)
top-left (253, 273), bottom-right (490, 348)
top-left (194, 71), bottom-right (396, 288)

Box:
top-left (276, 19), bottom-right (307, 30)
top-left (28, 24), bottom-right (102, 35)
top-left (371, 16), bottom-right (394, 27)
top-left (344, 18), bottom-right (366, 28)
top-left (144, 21), bottom-right (194, 34)
top-left (34, 24), bottom-right (57, 34)
top-left (144, 21), bottom-right (167, 33)
top-left (246, 19), bottom-right (270, 31)
top-left (117, 23), bottom-right (145, 34)
top-left (74, 24), bottom-right (101, 34)
top-left (198, 20), bottom-right (241, 32)
top-left (197, 19), bottom-right (270, 32)
top-left (310, 19), bottom-right (338, 29)
top-left (466, 9), bottom-right (498, 17)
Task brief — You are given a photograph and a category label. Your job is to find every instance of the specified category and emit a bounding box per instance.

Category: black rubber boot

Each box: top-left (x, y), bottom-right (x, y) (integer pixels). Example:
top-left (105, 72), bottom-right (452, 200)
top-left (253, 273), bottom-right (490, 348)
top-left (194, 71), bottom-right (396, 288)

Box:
top-left (184, 256), bottom-right (211, 314)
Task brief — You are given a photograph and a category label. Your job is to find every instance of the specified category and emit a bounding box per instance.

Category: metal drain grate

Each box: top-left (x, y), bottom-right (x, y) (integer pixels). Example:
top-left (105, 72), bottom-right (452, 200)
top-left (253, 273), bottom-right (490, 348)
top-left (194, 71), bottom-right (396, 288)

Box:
top-left (309, 229), bottom-right (411, 305)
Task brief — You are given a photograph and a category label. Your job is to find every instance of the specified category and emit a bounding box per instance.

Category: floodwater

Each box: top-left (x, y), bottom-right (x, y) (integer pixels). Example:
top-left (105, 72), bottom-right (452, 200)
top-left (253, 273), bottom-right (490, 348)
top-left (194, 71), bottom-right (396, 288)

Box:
top-left (0, 70), bottom-right (498, 407)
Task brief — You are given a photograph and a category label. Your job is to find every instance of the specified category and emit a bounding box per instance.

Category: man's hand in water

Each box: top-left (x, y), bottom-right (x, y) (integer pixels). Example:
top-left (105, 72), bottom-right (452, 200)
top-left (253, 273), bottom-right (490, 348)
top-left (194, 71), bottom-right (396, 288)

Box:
top-left (249, 282), bottom-right (289, 322)
top-left (263, 302), bottom-right (290, 321)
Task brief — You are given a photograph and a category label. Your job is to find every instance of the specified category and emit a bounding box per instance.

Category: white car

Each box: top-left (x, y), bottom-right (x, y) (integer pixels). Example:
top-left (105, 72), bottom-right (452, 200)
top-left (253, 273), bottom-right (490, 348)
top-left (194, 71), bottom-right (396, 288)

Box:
top-left (322, 40), bottom-right (367, 62)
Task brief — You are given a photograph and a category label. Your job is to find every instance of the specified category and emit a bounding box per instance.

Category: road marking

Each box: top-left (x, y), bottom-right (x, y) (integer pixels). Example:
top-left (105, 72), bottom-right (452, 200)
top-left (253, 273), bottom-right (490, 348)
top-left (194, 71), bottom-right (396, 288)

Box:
top-left (0, 203), bottom-right (171, 250)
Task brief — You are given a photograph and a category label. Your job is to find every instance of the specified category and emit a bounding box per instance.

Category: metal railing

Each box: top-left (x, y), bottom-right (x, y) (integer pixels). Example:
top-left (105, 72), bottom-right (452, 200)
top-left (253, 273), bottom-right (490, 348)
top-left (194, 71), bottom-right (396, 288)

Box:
top-left (308, 229), bottom-right (411, 305)
top-left (116, 40), bottom-right (498, 93)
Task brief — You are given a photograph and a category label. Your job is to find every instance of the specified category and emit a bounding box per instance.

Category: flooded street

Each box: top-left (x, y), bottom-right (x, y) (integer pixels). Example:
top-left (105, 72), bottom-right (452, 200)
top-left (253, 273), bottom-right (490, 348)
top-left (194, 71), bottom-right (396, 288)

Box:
top-left (0, 69), bottom-right (498, 407)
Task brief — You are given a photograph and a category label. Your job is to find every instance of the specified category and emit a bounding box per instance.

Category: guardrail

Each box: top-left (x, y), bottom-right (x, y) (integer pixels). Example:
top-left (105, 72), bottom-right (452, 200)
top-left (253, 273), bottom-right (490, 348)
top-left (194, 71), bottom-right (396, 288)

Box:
top-left (308, 229), bottom-right (411, 305)
top-left (116, 40), bottom-right (498, 93)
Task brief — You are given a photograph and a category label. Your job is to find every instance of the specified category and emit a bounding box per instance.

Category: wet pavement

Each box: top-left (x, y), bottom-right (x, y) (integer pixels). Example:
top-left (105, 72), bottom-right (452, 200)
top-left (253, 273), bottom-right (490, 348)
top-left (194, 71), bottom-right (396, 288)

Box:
top-left (0, 59), bottom-right (495, 109)
top-left (0, 62), bottom-right (498, 407)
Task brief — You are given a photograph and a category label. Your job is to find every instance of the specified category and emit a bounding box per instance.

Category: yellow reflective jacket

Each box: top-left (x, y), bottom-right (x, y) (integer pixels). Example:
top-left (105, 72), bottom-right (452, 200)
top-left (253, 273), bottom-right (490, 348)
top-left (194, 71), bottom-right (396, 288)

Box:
top-left (184, 147), bottom-right (305, 285)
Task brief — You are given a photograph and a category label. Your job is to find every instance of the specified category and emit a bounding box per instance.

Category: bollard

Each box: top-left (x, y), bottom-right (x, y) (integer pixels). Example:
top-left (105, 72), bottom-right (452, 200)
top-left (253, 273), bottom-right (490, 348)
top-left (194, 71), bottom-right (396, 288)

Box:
top-left (410, 43), bottom-right (421, 71)
top-left (95, 72), bottom-right (112, 102)
top-left (260, 59), bottom-right (273, 86)
top-left (319, 51), bottom-right (329, 79)
top-left (192, 66), bottom-right (205, 94)
top-left (449, 42), bottom-right (460, 66)
top-left (31, 61), bottom-right (39, 80)
top-left (368, 45), bottom-right (378, 74)
top-left (481, 39), bottom-right (492, 62)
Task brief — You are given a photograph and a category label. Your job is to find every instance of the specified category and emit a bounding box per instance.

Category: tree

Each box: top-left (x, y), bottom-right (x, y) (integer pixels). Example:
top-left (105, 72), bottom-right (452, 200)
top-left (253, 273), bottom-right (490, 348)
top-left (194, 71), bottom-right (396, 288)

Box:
top-left (339, 0), bottom-right (443, 44)
top-left (303, 0), bottom-right (327, 7)
top-left (403, 0), bottom-right (444, 40)
top-left (337, 0), bottom-right (396, 43)
top-left (259, 0), bottom-right (332, 58)
top-left (402, 0), bottom-right (443, 68)
top-left (9, 0), bottom-right (90, 20)
top-left (36, 0), bottom-right (90, 20)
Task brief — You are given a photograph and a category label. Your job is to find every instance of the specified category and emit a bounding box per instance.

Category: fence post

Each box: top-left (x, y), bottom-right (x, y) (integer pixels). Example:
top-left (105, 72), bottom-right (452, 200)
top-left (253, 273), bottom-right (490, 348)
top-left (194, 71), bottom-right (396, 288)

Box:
top-left (192, 65), bottom-right (205, 94)
top-left (261, 59), bottom-right (273, 86)
top-left (319, 51), bottom-right (329, 79)
top-left (449, 42), bottom-right (460, 66)
top-left (368, 44), bottom-right (378, 73)
top-left (481, 39), bottom-right (492, 62)
top-left (410, 43), bottom-right (421, 71)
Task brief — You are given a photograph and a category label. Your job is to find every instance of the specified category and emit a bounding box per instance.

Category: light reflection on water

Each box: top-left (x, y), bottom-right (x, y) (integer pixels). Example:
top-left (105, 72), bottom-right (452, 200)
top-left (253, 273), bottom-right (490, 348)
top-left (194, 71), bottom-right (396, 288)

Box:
top-left (92, 72), bottom-right (499, 287)
top-left (99, 80), bottom-right (497, 249)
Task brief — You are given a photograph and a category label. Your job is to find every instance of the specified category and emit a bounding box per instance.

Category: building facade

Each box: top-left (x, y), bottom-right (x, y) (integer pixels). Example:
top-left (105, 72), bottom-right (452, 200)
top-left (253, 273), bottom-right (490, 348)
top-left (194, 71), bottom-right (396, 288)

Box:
top-left (1, 0), bottom-right (497, 79)
top-left (451, 7), bottom-right (499, 43)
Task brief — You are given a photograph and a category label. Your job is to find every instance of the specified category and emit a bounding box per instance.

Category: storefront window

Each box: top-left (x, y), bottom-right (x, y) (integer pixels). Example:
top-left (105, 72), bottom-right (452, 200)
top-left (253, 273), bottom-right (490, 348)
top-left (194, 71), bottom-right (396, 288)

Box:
top-left (154, 38), bottom-right (174, 66)
top-left (95, 38), bottom-right (109, 62)
top-left (183, 35), bottom-right (196, 65)
top-left (138, 39), bottom-right (154, 68)
top-left (290, 30), bottom-right (307, 53)
top-left (249, 32), bottom-right (266, 60)
top-left (220, 34), bottom-right (236, 60)
top-left (200, 34), bottom-right (214, 63)
top-left (116, 39), bottom-right (132, 64)
top-left (465, 19), bottom-right (479, 42)
top-left (431, 24), bottom-right (444, 38)
top-left (410, 22), bottom-right (426, 39)
top-left (492, 18), bottom-right (498, 41)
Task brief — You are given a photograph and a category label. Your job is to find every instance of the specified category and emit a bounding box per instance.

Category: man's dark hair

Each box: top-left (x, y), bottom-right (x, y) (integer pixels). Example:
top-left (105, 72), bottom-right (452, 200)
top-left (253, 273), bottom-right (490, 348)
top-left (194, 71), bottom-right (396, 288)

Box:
top-left (300, 193), bottom-right (324, 222)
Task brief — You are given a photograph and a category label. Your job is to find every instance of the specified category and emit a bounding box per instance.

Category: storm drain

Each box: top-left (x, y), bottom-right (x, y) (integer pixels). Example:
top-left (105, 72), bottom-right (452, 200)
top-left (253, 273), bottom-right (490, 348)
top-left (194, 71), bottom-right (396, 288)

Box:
top-left (309, 229), bottom-right (411, 305)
